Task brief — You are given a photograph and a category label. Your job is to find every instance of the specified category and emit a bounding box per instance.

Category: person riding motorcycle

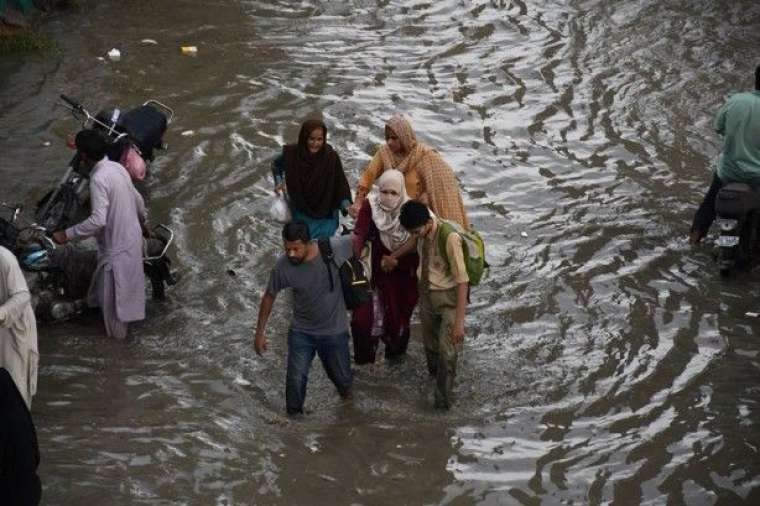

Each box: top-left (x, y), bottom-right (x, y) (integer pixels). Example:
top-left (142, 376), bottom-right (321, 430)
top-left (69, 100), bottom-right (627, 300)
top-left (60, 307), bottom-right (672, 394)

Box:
top-left (690, 65), bottom-right (760, 244)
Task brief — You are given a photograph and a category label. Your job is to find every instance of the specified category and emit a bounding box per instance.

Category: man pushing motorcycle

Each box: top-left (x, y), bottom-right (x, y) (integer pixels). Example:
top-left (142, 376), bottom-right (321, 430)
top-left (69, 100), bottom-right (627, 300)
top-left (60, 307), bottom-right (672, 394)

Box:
top-left (690, 65), bottom-right (760, 244)
top-left (51, 130), bottom-right (148, 339)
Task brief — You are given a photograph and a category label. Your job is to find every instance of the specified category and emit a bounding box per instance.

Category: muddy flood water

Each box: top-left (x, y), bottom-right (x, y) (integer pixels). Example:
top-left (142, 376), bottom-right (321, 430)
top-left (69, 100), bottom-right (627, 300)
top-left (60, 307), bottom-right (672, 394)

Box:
top-left (2, 1), bottom-right (760, 504)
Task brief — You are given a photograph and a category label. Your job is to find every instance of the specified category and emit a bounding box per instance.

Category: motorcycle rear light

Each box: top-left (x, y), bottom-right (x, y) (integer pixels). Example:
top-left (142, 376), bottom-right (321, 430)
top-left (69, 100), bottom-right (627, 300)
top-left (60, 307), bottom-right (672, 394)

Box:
top-left (716, 218), bottom-right (738, 232)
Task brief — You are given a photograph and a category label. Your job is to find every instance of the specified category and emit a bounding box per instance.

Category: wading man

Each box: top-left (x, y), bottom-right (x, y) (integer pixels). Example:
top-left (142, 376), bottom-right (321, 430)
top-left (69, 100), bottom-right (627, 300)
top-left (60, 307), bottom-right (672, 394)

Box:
top-left (690, 64), bottom-right (760, 243)
top-left (253, 221), bottom-right (353, 416)
top-left (53, 130), bottom-right (147, 339)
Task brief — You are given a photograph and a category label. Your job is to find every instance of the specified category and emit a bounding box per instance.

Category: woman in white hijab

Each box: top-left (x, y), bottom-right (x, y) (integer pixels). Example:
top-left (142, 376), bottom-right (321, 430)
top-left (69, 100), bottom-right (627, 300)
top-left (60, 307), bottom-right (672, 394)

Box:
top-left (0, 246), bottom-right (38, 410)
top-left (351, 169), bottom-right (419, 364)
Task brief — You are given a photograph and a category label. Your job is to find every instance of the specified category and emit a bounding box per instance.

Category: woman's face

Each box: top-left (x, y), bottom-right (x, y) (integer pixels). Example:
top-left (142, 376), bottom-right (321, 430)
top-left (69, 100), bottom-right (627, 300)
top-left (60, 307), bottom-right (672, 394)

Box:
top-left (385, 126), bottom-right (402, 154)
top-left (307, 128), bottom-right (325, 155)
top-left (378, 187), bottom-right (401, 211)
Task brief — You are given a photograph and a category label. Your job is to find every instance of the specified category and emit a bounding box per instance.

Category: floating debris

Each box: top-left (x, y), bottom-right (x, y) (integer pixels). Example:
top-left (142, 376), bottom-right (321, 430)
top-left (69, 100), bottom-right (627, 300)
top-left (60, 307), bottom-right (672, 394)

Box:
top-left (181, 46), bottom-right (198, 56)
top-left (233, 375), bottom-right (251, 386)
top-left (141, 39), bottom-right (159, 45)
top-left (520, 231), bottom-right (528, 238)
top-left (181, 130), bottom-right (196, 137)
top-left (107, 48), bottom-right (121, 61)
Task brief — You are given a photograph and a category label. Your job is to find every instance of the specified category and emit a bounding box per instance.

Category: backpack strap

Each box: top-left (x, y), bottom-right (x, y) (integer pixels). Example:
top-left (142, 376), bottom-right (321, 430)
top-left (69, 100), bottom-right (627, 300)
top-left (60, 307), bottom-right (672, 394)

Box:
top-left (436, 220), bottom-right (457, 271)
top-left (317, 238), bottom-right (336, 292)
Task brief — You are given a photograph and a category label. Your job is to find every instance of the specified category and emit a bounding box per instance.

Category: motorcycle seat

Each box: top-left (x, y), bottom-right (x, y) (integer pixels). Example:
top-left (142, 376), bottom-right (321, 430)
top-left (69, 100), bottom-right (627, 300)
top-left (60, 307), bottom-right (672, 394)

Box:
top-left (717, 183), bottom-right (760, 218)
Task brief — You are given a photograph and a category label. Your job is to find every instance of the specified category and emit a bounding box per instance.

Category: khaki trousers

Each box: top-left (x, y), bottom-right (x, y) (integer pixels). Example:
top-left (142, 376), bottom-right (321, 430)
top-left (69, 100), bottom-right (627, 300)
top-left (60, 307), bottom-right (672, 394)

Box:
top-left (419, 286), bottom-right (459, 408)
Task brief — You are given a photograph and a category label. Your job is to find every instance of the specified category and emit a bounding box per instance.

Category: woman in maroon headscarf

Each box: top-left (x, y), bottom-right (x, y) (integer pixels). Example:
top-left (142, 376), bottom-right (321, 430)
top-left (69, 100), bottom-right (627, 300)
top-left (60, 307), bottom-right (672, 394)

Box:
top-left (271, 119), bottom-right (352, 239)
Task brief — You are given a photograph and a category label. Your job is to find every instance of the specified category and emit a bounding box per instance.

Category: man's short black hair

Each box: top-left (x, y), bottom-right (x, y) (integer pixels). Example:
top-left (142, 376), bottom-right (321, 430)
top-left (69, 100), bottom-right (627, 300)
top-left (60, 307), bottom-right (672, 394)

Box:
top-left (755, 65), bottom-right (760, 91)
top-left (399, 200), bottom-right (431, 230)
top-left (75, 129), bottom-right (108, 161)
top-left (282, 221), bottom-right (310, 243)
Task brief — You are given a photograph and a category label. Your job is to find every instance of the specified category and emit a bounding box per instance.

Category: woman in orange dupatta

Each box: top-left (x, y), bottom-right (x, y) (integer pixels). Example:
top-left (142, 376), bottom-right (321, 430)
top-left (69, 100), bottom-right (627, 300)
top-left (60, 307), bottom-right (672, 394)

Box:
top-left (349, 114), bottom-right (470, 230)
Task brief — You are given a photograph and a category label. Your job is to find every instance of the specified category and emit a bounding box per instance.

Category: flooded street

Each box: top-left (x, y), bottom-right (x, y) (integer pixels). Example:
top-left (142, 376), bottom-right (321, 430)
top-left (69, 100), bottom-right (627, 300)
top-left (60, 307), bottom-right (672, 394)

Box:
top-left (2, 0), bottom-right (760, 504)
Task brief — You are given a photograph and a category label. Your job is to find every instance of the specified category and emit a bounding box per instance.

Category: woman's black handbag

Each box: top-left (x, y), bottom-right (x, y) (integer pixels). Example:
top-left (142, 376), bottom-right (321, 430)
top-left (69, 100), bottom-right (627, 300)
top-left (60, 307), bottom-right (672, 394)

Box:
top-left (318, 238), bottom-right (371, 310)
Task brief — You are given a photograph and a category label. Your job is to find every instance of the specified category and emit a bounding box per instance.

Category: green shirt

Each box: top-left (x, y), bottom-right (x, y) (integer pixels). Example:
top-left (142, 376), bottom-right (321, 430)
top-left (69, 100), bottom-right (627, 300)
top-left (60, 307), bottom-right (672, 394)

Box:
top-left (715, 91), bottom-right (760, 186)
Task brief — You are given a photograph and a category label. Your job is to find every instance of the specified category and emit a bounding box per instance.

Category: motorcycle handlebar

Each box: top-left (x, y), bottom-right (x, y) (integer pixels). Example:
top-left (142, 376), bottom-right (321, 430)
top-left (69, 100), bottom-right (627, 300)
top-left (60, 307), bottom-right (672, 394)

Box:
top-left (60, 94), bottom-right (84, 112)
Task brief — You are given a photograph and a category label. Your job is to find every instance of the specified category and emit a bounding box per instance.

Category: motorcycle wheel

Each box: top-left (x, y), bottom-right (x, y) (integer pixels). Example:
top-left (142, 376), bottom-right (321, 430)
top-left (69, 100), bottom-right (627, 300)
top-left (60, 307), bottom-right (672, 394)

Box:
top-left (718, 246), bottom-right (735, 277)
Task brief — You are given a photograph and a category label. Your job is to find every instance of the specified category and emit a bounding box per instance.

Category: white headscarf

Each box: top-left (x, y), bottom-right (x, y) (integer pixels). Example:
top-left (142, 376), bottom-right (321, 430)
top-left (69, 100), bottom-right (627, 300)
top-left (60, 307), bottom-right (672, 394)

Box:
top-left (368, 169), bottom-right (410, 251)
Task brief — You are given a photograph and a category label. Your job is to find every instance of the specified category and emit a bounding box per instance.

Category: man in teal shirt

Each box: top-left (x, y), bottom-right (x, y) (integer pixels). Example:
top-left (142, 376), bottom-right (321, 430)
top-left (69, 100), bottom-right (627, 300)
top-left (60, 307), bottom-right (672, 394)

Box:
top-left (690, 65), bottom-right (760, 244)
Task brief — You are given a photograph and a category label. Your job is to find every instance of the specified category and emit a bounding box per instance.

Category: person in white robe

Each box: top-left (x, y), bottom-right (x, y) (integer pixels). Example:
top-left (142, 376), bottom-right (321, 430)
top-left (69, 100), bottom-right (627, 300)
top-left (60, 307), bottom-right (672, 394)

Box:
top-left (0, 245), bottom-right (39, 410)
top-left (53, 130), bottom-right (147, 339)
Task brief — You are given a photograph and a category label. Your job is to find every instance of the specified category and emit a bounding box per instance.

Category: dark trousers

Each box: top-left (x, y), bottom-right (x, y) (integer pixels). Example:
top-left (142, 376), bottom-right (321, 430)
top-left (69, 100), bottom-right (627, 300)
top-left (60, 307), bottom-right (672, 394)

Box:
top-left (691, 173), bottom-right (723, 236)
top-left (285, 329), bottom-right (352, 415)
top-left (0, 369), bottom-right (41, 506)
top-left (350, 270), bottom-right (419, 364)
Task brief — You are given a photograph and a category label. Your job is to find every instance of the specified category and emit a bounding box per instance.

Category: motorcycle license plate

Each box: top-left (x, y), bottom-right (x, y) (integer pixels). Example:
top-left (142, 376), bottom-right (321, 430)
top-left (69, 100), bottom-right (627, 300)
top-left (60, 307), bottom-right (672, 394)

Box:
top-left (717, 235), bottom-right (740, 247)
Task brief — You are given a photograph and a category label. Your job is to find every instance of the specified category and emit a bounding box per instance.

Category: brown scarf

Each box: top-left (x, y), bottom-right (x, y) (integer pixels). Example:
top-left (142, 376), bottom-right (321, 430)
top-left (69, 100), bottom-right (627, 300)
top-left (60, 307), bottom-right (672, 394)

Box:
top-left (379, 114), bottom-right (470, 229)
top-left (379, 114), bottom-right (420, 173)
top-left (284, 119), bottom-right (351, 219)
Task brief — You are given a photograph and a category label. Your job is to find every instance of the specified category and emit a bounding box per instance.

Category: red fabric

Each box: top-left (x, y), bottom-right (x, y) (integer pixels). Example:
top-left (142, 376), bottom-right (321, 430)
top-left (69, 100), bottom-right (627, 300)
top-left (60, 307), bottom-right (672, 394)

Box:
top-left (351, 200), bottom-right (419, 363)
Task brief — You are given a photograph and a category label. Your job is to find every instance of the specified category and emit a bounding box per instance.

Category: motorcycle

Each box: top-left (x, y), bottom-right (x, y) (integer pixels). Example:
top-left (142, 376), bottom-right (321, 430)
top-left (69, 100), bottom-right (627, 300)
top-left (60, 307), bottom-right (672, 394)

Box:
top-left (714, 182), bottom-right (760, 276)
top-left (1, 201), bottom-right (176, 321)
top-left (35, 94), bottom-right (174, 232)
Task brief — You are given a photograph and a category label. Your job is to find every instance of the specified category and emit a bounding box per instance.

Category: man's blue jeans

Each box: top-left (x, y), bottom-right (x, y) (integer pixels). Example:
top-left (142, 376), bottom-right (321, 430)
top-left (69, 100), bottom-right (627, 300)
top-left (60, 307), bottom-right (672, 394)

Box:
top-left (286, 329), bottom-right (353, 415)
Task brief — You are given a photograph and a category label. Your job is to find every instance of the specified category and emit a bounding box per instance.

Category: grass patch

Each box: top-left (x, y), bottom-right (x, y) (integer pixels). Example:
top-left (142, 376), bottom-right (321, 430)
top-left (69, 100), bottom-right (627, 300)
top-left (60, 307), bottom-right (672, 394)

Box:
top-left (0, 24), bottom-right (54, 54)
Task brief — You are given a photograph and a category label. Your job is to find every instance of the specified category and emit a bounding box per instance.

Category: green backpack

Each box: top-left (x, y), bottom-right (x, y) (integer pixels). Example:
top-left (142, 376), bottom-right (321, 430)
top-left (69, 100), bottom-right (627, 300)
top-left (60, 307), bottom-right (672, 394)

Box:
top-left (436, 220), bottom-right (488, 286)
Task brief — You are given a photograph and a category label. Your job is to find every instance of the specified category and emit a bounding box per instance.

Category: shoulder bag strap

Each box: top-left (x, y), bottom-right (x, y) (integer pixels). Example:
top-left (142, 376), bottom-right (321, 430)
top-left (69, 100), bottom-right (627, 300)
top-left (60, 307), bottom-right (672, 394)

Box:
top-left (317, 239), bottom-right (336, 292)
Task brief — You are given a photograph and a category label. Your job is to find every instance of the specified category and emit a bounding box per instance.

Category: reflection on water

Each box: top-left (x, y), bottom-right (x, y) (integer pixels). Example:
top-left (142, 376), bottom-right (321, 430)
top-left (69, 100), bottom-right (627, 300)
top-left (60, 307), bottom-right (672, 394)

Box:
top-left (2, 0), bottom-right (760, 504)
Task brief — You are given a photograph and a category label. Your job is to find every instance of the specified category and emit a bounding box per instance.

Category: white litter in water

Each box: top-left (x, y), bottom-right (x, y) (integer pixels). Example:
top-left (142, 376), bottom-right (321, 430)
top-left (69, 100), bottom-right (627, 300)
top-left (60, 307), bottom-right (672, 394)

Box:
top-left (181, 130), bottom-right (196, 137)
top-left (141, 39), bottom-right (159, 45)
top-left (43, 141), bottom-right (51, 147)
top-left (746, 312), bottom-right (759, 318)
top-left (96, 57), bottom-right (105, 62)
top-left (107, 48), bottom-right (121, 61)
top-left (233, 375), bottom-right (251, 386)
top-left (520, 231), bottom-right (528, 238)
top-left (47, 401), bottom-right (71, 407)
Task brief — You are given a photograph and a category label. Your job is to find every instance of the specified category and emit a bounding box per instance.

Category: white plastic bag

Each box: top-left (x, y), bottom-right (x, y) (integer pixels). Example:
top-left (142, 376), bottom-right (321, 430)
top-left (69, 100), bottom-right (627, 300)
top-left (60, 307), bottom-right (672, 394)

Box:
top-left (269, 194), bottom-right (292, 223)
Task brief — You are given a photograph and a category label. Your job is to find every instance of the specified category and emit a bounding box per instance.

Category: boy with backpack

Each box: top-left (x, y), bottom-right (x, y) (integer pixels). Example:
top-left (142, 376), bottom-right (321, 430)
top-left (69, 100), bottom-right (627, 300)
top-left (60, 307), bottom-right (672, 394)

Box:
top-left (399, 200), bottom-right (481, 410)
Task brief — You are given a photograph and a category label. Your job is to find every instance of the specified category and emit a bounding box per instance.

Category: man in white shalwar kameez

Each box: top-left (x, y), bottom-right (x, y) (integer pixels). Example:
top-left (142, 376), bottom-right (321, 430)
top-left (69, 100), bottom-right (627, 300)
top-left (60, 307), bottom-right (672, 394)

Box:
top-left (0, 245), bottom-right (39, 410)
top-left (53, 130), bottom-right (147, 339)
